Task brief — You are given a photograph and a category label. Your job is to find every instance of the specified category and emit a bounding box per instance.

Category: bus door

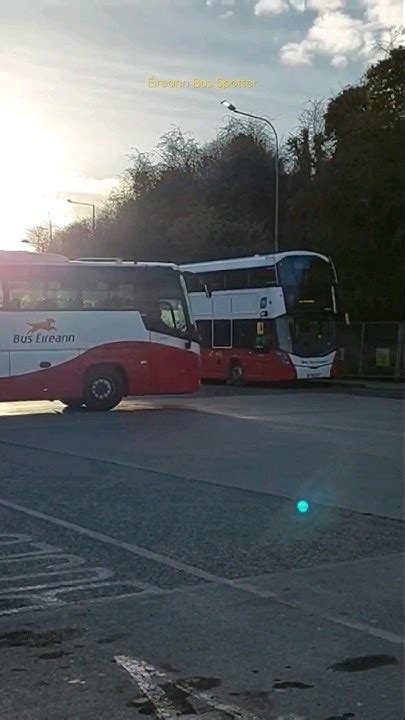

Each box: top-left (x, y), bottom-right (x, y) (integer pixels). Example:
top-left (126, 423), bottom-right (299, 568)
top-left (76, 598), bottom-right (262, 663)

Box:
top-left (250, 320), bottom-right (277, 379)
top-left (0, 353), bottom-right (9, 380)
top-left (0, 297), bottom-right (9, 381)
top-left (0, 283), bottom-right (7, 379)
top-left (148, 299), bottom-right (199, 393)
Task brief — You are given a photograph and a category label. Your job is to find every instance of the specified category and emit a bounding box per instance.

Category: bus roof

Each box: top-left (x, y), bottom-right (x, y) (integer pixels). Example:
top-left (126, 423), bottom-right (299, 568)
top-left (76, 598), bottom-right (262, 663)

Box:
top-left (0, 251), bottom-right (68, 264)
top-left (0, 251), bottom-right (178, 270)
top-left (180, 250), bottom-right (330, 273)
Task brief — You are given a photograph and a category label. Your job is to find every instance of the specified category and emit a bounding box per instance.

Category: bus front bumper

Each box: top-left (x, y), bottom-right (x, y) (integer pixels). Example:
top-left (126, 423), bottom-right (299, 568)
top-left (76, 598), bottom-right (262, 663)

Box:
top-left (289, 351), bottom-right (337, 379)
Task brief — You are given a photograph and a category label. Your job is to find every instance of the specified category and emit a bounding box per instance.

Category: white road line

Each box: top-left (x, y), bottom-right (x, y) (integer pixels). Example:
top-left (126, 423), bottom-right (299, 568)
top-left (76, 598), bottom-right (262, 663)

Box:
top-left (0, 497), bottom-right (245, 586)
top-left (1, 497), bottom-right (403, 645)
top-left (0, 531), bottom-right (162, 618)
top-left (114, 656), bottom-right (179, 719)
top-left (0, 534), bottom-right (32, 545)
top-left (115, 655), bottom-right (262, 719)
top-left (181, 405), bottom-right (403, 435)
top-left (0, 542), bottom-right (63, 562)
top-left (0, 566), bottom-right (113, 593)
top-left (233, 550), bottom-right (404, 583)
top-left (0, 588), bottom-right (163, 618)
top-left (234, 579), bottom-right (404, 645)
top-left (175, 680), bottom-right (262, 719)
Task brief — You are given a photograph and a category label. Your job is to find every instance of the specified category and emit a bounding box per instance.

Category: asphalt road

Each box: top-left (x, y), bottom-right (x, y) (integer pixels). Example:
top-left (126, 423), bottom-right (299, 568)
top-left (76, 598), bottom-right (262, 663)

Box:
top-left (0, 384), bottom-right (403, 720)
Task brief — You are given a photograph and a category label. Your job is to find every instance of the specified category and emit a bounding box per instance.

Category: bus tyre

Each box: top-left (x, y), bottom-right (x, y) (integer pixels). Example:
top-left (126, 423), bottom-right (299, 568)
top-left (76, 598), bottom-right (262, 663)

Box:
top-left (84, 366), bottom-right (124, 411)
top-left (227, 360), bottom-right (244, 386)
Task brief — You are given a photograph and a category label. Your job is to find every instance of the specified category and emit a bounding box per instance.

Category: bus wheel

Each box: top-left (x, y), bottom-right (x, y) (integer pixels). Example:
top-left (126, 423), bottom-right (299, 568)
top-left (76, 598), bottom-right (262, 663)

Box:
top-left (61, 398), bottom-right (84, 410)
top-left (227, 360), bottom-right (244, 386)
top-left (84, 366), bottom-right (124, 411)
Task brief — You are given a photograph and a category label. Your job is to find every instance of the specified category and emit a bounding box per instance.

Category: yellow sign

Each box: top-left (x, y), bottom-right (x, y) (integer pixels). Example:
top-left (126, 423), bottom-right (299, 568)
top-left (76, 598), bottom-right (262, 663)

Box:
top-left (375, 348), bottom-right (390, 367)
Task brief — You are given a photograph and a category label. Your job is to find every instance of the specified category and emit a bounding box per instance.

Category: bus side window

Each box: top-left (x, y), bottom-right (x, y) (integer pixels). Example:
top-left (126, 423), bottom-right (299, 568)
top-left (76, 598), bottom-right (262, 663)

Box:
top-left (6, 278), bottom-right (44, 310)
top-left (199, 272), bottom-right (225, 293)
top-left (184, 273), bottom-right (202, 293)
top-left (233, 319), bottom-right (257, 348)
top-left (45, 268), bottom-right (79, 309)
top-left (213, 320), bottom-right (231, 347)
top-left (223, 270), bottom-right (249, 290)
top-left (197, 320), bottom-right (212, 348)
top-left (248, 267), bottom-right (276, 288)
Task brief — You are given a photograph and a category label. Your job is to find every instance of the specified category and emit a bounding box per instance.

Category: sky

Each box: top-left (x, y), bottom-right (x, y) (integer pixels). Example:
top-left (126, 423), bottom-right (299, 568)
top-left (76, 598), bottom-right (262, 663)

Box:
top-left (0, 0), bottom-right (402, 249)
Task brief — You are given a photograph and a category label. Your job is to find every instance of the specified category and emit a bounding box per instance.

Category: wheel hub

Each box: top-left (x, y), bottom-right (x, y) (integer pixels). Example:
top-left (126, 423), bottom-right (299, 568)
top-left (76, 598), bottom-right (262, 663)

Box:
top-left (91, 378), bottom-right (113, 400)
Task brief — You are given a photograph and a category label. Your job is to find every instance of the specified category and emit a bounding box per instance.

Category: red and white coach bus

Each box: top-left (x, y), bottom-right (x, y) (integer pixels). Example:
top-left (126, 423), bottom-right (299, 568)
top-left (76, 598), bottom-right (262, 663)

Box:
top-left (181, 250), bottom-right (339, 384)
top-left (0, 252), bottom-right (200, 409)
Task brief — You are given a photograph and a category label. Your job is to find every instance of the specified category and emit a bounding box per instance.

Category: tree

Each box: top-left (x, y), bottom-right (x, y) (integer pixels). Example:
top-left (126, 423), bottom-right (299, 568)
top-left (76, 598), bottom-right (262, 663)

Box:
top-left (26, 225), bottom-right (52, 253)
top-left (52, 220), bottom-right (95, 259)
top-left (282, 47), bottom-right (404, 319)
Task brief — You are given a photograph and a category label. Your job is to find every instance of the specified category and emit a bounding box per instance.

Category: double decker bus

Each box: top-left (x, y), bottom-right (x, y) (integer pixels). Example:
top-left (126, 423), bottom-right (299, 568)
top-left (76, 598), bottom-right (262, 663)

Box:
top-left (181, 250), bottom-right (339, 384)
top-left (0, 252), bottom-right (200, 409)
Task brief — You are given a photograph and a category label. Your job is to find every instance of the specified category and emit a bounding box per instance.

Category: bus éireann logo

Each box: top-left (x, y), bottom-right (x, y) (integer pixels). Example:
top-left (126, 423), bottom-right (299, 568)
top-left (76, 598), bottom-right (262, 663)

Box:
top-left (13, 318), bottom-right (75, 345)
top-left (26, 318), bottom-right (57, 334)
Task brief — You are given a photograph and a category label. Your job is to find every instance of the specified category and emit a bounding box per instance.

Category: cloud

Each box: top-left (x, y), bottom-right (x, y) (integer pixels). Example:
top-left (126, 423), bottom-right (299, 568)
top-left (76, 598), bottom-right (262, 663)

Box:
top-left (278, 0), bottom-right (403, 67)
top-left (254, 0), bottom-right (289, 16)
top-left (307, 11), bottom-right (364, 54)
top-left (363, 0), bottom-right (403, 26)
top-left (331, 54), bottom-right (348, 68)
top-left (307, 0), bottom-right (345, 10)
top-left (61, 176), bottom-right (118, 197)
top-left (279, 11), bottom-right (364, 66)
top-left (207, 0), bottom-right (235, 6)
top-left (288, 0), bottom-right (306, 10)
top-left (280, 41), bottom-right (312, 64)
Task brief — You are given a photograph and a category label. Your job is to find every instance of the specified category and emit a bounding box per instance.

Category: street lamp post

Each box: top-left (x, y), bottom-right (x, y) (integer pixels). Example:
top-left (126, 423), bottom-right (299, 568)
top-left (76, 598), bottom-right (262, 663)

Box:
top-left (67, 199), bottom-right (96, 233)
top-left (220, 100), bottom-right (279, 254)
top-left (48, 211), bottom-right (53, 243)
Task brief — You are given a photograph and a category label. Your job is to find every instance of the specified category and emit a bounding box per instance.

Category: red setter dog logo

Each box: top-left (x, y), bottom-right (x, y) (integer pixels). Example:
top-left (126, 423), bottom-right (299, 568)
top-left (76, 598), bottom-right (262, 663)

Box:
top-left (26, 318), bottom-right (57, 335)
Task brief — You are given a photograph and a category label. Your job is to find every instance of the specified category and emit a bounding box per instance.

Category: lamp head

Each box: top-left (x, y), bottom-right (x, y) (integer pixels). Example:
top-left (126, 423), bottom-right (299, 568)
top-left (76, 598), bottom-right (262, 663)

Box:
top-left (221, 100), bottom-right (237, 112)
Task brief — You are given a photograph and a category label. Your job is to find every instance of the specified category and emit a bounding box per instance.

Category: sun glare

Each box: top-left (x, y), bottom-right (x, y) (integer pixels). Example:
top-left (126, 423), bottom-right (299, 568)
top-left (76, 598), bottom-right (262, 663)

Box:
top-left (0, 104), bottom-right (69, 250)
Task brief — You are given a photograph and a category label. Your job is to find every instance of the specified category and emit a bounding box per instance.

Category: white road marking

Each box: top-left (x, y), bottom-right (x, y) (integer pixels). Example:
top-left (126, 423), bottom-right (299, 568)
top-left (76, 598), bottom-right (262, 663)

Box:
top-left (175, 680), bottom-right (262, 719)
top-left (114, 656), bottom-right (179, 719)
top-left (1, 497), bottom-right (403, 644)
top-left (115, 655), bottom-right (262, 719)
top-left (0, 529), bottom-right (160, 617)
top-left (0, 533), bottom-right (32, 545)
top-left (0, 497), bottom-right (245, 585)
top-left (0, 566), bottom-right (113, 592)
top-left (0, 554), bottom-right (88, 580)
top-left (185, 406), bottom-right (402, 436)
top-left (0, 542), bottom-right (63, 562)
